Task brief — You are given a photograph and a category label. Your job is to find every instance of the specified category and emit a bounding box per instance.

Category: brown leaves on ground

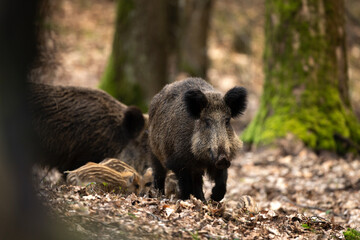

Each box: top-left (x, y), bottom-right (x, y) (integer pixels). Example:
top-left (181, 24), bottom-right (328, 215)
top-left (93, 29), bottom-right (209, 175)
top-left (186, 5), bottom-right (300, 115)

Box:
top-left (35, 145), bottom-right (360, 239)
top-left (35, 1), bottom-right (360, 238)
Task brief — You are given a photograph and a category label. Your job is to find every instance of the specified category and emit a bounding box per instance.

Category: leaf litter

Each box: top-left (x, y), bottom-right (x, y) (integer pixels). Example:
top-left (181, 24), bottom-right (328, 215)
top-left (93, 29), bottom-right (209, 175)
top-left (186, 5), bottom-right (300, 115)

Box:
top-left (34, 143), bottom-right (360, 239)
top-left (34, 0), bottom-right (360, 238)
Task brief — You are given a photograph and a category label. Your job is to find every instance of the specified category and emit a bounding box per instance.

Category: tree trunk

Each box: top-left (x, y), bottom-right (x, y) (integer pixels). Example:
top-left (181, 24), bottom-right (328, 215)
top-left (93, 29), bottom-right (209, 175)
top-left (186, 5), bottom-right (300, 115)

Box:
top-left (99, 0), bottom-right (168, 111)
top-left (176, 0), bottom-right (213, 78)
top-left (242, 0), bottom-right (360, 153)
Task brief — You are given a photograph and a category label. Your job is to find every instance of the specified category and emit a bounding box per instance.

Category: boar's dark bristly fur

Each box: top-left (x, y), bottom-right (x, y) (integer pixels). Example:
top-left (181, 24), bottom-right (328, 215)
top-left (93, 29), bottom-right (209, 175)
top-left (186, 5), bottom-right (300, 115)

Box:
top-left (224, 87), bottom-right (247, 118)
top-left (29, 82), bottom-right (145, 172)
top-left (149, 78), bottom-right (247, 201)
top-left (184, 89), bottom-right (208, 118)
top-left (117, 114), bottom-right (152, 175)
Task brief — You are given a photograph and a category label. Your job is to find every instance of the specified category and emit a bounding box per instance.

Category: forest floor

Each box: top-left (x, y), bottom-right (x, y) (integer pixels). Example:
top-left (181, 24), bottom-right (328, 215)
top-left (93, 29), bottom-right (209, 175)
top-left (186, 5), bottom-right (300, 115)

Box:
top-left (34, 0), bottom-right (360, 239)
top-left (36, 144), bottom-right (360, 239)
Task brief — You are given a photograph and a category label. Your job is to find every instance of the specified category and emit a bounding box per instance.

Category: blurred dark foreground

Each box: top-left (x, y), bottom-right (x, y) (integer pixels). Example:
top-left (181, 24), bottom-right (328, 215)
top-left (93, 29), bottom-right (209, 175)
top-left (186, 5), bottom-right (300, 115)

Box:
top-left (0, 1), bottom-right (77, 239)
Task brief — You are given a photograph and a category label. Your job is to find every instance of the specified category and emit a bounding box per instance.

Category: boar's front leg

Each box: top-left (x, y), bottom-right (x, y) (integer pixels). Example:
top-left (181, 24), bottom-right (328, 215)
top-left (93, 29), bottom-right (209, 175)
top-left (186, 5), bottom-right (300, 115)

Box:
top-left (209, 168), bottom-right (228, 201)
top-left (191, 171), bottom-right (205, 201)
top-left (175, 168), bottom-right (193, 200)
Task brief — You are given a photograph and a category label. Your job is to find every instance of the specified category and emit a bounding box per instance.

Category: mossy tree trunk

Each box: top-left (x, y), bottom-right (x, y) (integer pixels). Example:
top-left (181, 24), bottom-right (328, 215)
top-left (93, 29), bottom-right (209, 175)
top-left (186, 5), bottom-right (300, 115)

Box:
top-left (176, 0), bottom-right (213, 78)
top-left (99, 0), bottom-right (168, 111)
top-left (242, 0), bottom-right (360, 153)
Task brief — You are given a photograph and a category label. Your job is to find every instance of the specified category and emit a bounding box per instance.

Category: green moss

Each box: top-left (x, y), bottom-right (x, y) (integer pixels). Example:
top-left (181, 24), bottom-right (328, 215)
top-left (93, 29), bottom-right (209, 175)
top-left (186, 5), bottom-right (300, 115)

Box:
top-left (242, 81), bottom-right (360, 152)
top-left (99, 54), bottom-right (147, 112)
top-left (99, 54), bottom-right (117, 97)
top-left (242, 88), bottom-right (360, 152)
top-left (179, 61), bottom-right (197, 77)
top-left (117, 0), bottom-right (134, 23)
top-left (98, 0), bottom-right (148, 112)
top-left (344, 228), bottom-right (360, 240)
top-left (243, 0), bottom-right (360, 154)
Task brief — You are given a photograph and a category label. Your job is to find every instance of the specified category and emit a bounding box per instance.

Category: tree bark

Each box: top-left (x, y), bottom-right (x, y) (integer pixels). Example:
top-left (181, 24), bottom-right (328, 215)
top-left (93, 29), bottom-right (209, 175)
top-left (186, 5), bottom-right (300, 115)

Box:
top-left (176, 0), bottom-right (213, 78)
top-left (99, 0), bottom-right (168, 111)
top-left (242, 0), bottom-right (360, 153)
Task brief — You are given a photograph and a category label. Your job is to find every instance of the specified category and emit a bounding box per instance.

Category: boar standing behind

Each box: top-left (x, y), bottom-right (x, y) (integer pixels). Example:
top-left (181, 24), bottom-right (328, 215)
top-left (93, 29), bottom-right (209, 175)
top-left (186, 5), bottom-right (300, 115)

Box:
top-left (149, 78), bottom-right (247, 201)
top-left (117, 114), bottom-right (152, 175)
top-left (29, 83), bottom-right (145, 172)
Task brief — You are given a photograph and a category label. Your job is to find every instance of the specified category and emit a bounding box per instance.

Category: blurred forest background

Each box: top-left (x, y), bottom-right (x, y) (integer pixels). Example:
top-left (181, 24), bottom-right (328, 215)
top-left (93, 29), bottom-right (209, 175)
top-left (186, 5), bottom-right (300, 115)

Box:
top-left (2, 1), bottom-right (359, 239)
top-left (36, 0), bottom-right (360, 152)
top-left (38, 0), bottom-right (360, 115)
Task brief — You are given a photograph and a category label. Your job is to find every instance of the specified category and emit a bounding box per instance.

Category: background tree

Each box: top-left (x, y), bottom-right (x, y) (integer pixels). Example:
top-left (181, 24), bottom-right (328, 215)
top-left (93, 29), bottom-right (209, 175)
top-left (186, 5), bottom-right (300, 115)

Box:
top-left (99, 0), bottom-right (168, 111)
top-left (242, 0), bottom-right (360, 153)
top-left (100, 0), bottom-right (214, 110)
top-left (176, 0), bottom-right (213, 78)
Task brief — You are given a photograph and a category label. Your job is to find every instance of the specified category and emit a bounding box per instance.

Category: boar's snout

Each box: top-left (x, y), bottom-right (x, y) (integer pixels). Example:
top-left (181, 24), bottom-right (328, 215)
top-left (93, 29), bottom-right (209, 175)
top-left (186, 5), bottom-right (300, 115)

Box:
top-left (209, 149), bottom-right (231, 169)
top-left (215, 154), bottom-right (230, 169)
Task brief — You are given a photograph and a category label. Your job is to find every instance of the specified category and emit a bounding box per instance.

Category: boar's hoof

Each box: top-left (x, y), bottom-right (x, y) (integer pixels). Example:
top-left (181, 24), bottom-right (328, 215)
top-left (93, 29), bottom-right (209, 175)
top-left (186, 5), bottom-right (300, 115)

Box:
top-left (215, 157), bottom-right (230, 169)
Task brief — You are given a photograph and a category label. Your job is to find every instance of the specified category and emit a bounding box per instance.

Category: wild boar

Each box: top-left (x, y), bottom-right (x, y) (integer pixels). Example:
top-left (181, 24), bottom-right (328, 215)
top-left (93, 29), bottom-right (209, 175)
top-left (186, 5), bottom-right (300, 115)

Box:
top-left (65, 162), bottom-right (138, 194)
top-left (99, 158), bottom-right (153, 195)
top-left (117, 114), bottom-right (152, 175)
top-left (149, 78), bottom-right (247, 201)
top-left (28, 82), bottom-right (145, 172)
top-left (164, 171), bottom-right (180, 199)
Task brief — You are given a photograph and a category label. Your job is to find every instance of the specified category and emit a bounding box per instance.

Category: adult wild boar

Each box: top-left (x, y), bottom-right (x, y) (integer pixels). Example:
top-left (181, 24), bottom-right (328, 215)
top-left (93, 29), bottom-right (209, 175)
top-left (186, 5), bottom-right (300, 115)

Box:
top-left (118, 114), bottom-right (152, 175)
top-left (29, 82), bottom-right (145, 172)
top-left (149, 78), bottom-right (247, 201)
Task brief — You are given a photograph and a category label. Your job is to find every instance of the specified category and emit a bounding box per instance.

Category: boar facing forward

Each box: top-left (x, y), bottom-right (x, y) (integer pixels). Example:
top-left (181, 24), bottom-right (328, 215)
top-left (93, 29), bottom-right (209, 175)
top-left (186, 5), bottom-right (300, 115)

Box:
top-left (149, 78), bottom-right (247, 201)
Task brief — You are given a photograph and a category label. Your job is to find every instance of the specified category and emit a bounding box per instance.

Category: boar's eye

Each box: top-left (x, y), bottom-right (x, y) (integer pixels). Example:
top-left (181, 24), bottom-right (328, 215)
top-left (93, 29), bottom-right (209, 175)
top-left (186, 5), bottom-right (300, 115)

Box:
top-left (225, 118), bottom-right (230, 126)
top-left (145, 182), bottom-right (152, 187)
top-left (135, 184), bottom-right (140, 189)
top-left (204, 118), bottom-right (211, 128)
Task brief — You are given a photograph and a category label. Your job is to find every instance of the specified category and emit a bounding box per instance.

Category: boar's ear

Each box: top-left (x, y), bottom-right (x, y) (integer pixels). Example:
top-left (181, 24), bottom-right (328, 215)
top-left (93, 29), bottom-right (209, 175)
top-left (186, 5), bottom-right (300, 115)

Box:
top-left (126, 173), bottom-right (135, 186)
top-left (224, 87), bottom-right (247, 118)
top-left (123, 106), bottom-right (145, 139)
top-left (184, 89), bottom-right (208, 119)
top-left (143, 167), bottom-right (154, 183)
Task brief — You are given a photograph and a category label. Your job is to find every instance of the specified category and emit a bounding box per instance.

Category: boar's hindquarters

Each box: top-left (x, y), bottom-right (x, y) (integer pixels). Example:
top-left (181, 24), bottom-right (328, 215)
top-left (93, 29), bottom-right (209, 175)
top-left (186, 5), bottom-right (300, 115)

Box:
top-left (29, 83), bottom-right (145, 172)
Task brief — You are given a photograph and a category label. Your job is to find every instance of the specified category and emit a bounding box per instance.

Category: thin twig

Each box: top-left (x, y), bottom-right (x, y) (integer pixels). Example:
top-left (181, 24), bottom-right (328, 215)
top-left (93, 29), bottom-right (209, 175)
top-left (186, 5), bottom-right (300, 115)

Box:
top-left (39, 167), bottom-right (52, 184)
top-left (281, 196), bottom-right (347, 219)
top-left (59, 214), bottom-right (113, 228)
top-left (334, 133), bottom-right (360, 154)
top-left (129, 206), bottom-right (192, 224)
top-left (129, 206), bottom-right (168, 222)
